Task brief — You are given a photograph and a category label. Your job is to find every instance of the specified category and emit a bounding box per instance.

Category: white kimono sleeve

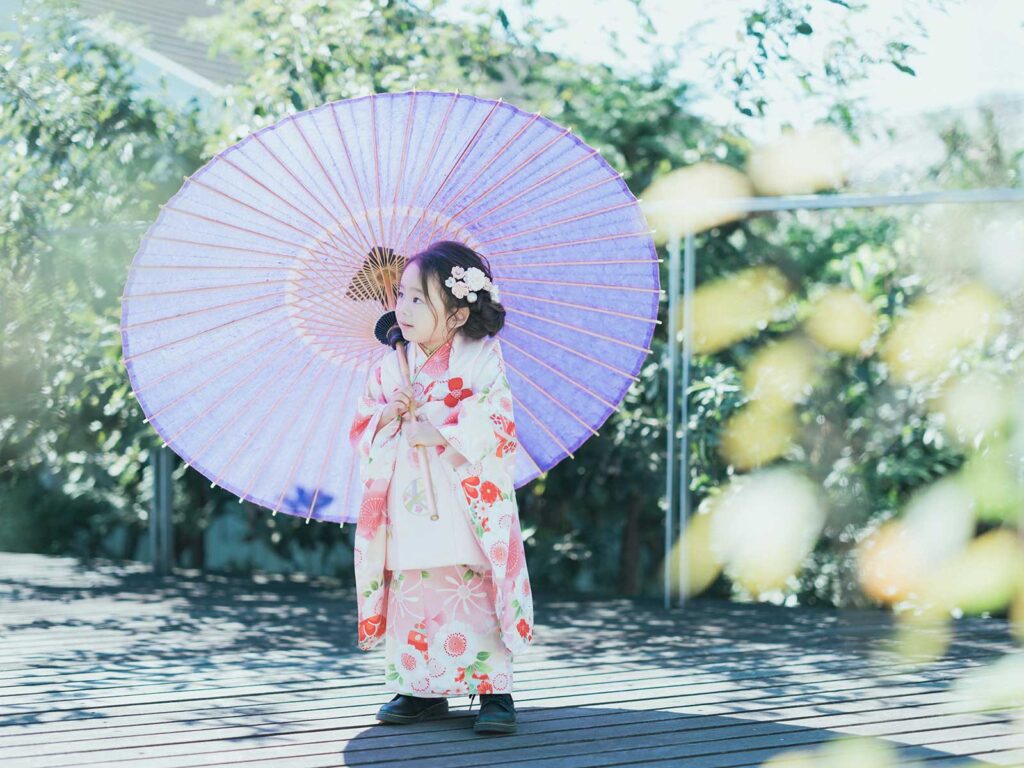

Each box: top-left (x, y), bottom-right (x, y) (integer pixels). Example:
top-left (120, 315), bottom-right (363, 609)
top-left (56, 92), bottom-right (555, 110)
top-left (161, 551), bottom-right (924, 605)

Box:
top-left (348, 357), bottom-right (402, 480)
top-left (433, 340), bottom-right (511, 470)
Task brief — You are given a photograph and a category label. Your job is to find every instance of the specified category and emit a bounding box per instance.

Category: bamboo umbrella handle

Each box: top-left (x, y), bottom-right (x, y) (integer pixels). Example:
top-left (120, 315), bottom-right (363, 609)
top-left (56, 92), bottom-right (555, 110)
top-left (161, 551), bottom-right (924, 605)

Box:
top-left (395, 343), bottom-right (440, 521)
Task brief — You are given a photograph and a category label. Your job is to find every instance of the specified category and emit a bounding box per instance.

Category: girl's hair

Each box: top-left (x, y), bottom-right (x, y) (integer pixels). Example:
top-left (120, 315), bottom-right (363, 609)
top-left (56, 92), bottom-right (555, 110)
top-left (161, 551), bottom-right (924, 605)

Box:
top-left (405, 240), bottom-right (505, 340)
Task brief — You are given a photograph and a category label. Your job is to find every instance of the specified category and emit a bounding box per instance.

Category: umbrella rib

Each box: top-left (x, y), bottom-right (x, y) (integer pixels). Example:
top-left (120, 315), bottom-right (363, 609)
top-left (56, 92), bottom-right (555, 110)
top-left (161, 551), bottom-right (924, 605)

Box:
top-left (386, 90), bottom-right (419, 250)
top-left (396, 91), bottom-right (461, 259)
top-left (121, 294), bottom-right (284, 346)
top-left (370, 94), bottom-right (386, 257)
top-left (217, 154), bottom-right (367, 267)
top-left (504, 321), bottom-right (639, 381)
top-left (471, 175), bottom-right (629, 239)
top-left (122, 286), bottom-right (353, 363)
top-left (237, 354), bottom-right (331, 500)
top-left (124, 278), bottom-right (293, 300)
top-left (499, 258), bottom-right (663, 269)
top-left (186, 174), bottom-right (333, 248)
top-left (502, 292), bottom-right (657, 329)
top-left (181, 175), bottom-right (357, 300)
top-left (461, 150), bottom-right (603, 231)
top-left (294, 318), bottom-right (382, 343)
top-left (131, 263), bottom-right (296, 272)
top-left (402, 96), bottom-right (502, 256)
top-left (416, 109), bottom-right (541, 247)
top-left (159, 203), bottom-right (346, 292)
top-left (206, 350), bottom-right (333, 490)
top-left (336, 393), bottom-right (363, 527)
top-left (130, 317), bottom-right (290, 398)
top-left (208, 348), bottom-right (380, 499)
top-left (504, 359), bottom-right (600, 437)
top-left (290, 112), bottom-right (375, 258)
top-left (474, 200), bottom-right (642, 247)
top-left (126, 258), bottom-right (360, 335)
top-left (122, 288), bottom-right (286, 332)
top-left (499, 276), bottom-right (661, 295)
top-left (144, 233), bottom-right (309, 264)
top-left (515, 440), bottom-right (546, 479)
top-left (305, 366), bottom-right (362, 522)
top-left (327, 345), bottom-right (385, 370)
top-left (157, 332), bottom-right (299, 448)
top-left (272, 363), bottom-right (344, 515)
top-left (487, 230), bottom-right (655, 257)
top-left (145, 233), bottom-right (357, 322)
top-left (500, 335), bottom-right (618, 411)
top-left (505, 310), bottom-right (648, 352)
top-left (424, 125), bottom-right (570, 245)
top-left (326, 104), bottom-right (381, 253)
top-left (210, 353), bottom-right (329, 497)
top-left (142, 329), bottom-right (296, 424)
top-left (255, 131), bottom-right (375, 257)
top-left (501, 380), bottom-right (575, 460)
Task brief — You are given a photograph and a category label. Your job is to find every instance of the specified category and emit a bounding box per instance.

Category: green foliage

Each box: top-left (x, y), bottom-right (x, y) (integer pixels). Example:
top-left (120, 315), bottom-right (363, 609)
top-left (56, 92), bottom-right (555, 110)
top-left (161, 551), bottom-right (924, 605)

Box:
top-left (4, 0), bottom-right (1007, 612)
top-left (0, 0), bottom-right (206, 556)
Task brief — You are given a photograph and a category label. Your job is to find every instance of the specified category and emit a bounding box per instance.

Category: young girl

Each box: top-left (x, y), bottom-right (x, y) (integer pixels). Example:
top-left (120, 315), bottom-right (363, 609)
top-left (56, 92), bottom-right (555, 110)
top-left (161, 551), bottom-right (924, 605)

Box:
top-left (348, 240), bottom-right (535, 735)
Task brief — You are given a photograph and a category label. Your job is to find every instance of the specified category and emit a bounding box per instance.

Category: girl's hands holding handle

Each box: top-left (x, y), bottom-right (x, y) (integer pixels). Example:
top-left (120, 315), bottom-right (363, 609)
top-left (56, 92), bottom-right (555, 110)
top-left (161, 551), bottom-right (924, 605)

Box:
top-left (385, 384), bottom-right (415, 424)
top-left (373, 384), bottom-right (415, 438)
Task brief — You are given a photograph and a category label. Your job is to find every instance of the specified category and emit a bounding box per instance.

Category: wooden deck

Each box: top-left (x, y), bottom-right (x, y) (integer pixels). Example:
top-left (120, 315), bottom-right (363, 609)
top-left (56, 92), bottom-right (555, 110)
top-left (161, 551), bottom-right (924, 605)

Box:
top-left (1, 551), bottom-right (1022, 767)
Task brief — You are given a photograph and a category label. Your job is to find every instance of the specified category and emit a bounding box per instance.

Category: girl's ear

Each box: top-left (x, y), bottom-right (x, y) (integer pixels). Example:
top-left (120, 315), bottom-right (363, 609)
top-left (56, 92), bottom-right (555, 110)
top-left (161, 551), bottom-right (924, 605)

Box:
top-left (451, 306), bottom-right (469, 330)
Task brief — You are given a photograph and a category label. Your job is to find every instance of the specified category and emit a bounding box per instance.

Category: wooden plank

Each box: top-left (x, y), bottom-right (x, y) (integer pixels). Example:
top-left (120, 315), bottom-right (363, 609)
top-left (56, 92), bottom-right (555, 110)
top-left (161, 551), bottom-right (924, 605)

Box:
top-left (1, 551), bottom-right (1020, 768)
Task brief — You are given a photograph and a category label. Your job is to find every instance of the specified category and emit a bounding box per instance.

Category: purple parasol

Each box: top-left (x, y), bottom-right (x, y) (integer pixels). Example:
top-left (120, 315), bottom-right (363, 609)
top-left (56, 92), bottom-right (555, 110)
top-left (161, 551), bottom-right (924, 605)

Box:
top-left (120, 90), bottom-right (660, 525)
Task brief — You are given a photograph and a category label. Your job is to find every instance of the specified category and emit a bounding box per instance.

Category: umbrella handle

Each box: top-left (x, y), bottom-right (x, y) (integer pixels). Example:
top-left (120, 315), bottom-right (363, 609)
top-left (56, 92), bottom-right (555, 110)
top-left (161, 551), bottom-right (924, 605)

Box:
top-left (395, 343), bottom-right (440, 521)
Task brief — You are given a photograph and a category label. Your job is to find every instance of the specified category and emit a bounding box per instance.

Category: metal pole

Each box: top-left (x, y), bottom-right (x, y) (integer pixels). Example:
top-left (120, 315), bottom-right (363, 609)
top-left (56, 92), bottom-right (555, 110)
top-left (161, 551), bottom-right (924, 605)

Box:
top-left (678, 231), bottom-right (695, 606)
top-left (664, 233), bottom-right (681, 609)
top-left (149, 445), bottom-right (173, 574)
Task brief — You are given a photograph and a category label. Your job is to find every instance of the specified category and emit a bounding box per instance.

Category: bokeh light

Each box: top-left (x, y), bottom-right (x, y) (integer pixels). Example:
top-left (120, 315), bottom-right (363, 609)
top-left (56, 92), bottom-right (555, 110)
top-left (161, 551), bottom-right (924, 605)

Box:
top-left (880, 282), bottom-right (1004, 384)
top-left (745, 125), bottom-right (851, 196)
top-left (682, 265), bottom-right (793, 354)
top-left (803, 286), bottom-right (878, 355)
top-left (641, 161), bottom-right (754, 243)
top-left (707, 468), bottom-right (825, 595)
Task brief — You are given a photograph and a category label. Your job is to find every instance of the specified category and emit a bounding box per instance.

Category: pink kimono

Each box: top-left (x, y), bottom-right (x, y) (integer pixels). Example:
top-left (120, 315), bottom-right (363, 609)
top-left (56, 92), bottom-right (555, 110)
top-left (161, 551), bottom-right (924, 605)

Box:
top-left (348, 332), bottom-right (535, 679)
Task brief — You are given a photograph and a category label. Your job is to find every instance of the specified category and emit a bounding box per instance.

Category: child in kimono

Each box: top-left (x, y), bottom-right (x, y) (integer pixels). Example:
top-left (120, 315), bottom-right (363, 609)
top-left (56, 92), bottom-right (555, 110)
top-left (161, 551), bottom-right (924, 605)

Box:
top-left (349, 240), bottom-right (535, 735)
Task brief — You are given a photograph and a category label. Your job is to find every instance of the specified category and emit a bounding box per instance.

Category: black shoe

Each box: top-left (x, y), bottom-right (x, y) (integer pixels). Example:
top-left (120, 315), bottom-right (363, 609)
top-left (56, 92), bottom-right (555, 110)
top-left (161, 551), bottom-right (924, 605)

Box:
top-left (376, 693), bottom-right (449, 724)
top-left (473, 692), bottom-right (517, 734)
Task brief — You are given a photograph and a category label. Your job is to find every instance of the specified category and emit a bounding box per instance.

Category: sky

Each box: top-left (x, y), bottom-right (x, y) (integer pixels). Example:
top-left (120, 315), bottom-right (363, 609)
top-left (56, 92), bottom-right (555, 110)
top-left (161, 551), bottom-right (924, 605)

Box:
top-left (442, 0), bottom-right (1024, 142)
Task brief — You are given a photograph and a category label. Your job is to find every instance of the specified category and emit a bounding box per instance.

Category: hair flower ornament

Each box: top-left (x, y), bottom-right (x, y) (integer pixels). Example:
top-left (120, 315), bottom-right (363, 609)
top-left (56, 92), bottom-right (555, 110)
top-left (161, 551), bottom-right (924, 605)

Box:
top-left (444, 265), bottom-right (500, 303)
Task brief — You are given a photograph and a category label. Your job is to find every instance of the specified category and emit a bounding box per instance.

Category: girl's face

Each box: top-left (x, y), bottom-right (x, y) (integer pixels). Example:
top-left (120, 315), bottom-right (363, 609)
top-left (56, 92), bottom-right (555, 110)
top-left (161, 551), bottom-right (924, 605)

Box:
top-left (396, 260), bottom-right (448, 349)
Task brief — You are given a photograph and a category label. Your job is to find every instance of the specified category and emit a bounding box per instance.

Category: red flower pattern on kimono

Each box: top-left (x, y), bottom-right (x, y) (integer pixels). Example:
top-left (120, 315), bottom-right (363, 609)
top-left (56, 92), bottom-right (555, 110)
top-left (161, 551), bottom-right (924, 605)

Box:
top-left (359, 613), bottom-right (387, 644)
top-left (444, 377), bottom-right (473, 407)
top-left (480, 481), bottom-right (501, 505)
top-left (348, 333), bottom-right (534, 655)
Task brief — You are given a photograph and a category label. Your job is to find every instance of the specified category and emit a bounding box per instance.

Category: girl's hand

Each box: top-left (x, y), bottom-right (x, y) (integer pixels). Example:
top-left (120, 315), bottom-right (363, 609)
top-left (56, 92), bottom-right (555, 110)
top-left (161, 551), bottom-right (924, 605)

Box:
top-left (405, 418), bottom-right (448, 448)
top-left (382, 384), bottom-right (415, 424)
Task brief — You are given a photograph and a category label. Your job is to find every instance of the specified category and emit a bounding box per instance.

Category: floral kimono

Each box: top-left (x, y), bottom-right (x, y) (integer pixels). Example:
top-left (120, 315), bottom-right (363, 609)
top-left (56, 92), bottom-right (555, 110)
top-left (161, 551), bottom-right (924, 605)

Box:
top-left (348, 332), bottom-right (535, 674)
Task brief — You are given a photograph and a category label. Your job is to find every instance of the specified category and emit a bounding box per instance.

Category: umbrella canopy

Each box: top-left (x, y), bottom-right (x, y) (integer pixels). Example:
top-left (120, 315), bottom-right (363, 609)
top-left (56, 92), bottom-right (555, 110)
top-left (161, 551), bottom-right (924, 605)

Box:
top-left (121, 90), bottom-right (660, 525)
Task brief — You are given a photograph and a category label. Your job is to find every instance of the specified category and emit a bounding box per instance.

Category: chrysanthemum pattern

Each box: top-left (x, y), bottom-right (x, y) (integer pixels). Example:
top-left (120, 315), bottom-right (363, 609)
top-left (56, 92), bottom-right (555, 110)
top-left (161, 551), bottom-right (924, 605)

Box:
top-left (382, 565), bottom-right (513, 696)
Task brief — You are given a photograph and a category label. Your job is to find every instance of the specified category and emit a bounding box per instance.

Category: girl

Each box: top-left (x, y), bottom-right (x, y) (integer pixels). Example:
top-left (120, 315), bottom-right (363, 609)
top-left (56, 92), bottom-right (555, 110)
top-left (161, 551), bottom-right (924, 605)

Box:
top-left (348, 240), bottom-right (535, 735)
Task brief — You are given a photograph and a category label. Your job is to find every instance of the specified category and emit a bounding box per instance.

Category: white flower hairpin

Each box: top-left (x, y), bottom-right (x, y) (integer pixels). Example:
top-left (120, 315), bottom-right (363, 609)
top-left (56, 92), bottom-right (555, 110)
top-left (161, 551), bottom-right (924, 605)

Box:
top-left (444, 265), bottom-right (500, 303)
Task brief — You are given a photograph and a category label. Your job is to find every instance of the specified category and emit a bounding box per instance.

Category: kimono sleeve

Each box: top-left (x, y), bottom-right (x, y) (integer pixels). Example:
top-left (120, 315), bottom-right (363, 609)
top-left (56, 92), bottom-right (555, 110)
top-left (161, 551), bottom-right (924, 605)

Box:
top-left (348, 358), bottom-right (401, 481)
top-left (433, 340), bottom-right (514, 468)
